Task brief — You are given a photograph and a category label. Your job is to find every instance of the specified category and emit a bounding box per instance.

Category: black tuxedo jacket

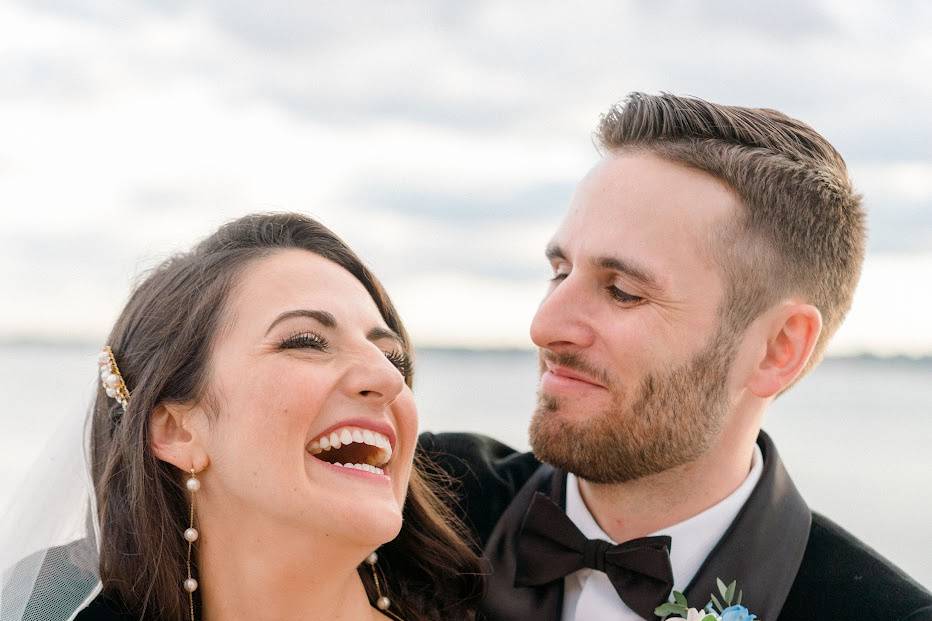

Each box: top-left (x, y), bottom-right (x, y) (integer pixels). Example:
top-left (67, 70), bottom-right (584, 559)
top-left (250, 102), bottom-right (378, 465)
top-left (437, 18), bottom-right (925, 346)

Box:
top-left (419, 430), bottom-right (932, 621)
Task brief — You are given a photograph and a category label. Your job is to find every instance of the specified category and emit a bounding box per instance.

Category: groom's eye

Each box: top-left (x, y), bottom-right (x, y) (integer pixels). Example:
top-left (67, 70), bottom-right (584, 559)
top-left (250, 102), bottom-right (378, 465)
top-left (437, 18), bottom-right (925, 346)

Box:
top-left (549, 263), bottom-right (570, 282)
top-left (607, 285), bottom-right (643, 305)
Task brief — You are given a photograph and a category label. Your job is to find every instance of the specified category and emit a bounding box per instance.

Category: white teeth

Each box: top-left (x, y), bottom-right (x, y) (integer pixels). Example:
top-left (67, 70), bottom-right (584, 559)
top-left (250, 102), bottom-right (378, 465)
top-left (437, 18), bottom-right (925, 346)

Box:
top-left (337, 462), bottom-right (385, 475)
top-left (307, 426), bottom-right (394, 467)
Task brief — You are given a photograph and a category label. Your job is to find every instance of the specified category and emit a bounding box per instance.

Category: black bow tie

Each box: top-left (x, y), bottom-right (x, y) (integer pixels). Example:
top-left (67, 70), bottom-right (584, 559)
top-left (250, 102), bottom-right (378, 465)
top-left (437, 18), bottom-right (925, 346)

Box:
top-left (515, 492), bottom-right (675, 620)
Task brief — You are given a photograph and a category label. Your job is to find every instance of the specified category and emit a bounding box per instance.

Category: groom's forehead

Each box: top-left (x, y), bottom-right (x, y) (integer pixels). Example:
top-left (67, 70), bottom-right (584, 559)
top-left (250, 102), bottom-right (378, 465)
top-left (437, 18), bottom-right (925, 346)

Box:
top-left (549, 198), bottom-right (676, 272)
top-left (551, 157), bottom-right (737, 275)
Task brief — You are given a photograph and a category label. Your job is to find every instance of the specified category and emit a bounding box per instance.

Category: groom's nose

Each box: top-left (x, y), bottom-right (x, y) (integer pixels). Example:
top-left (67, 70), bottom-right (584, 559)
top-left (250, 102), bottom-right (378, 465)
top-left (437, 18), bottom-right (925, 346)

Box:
top-left (530, 273), bottom-right (596, 352)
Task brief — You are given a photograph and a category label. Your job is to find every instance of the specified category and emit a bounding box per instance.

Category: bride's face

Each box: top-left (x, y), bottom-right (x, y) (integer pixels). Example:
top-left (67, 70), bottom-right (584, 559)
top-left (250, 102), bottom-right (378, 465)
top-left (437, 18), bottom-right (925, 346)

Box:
top-left (196, 249), bottom-right (417, 546)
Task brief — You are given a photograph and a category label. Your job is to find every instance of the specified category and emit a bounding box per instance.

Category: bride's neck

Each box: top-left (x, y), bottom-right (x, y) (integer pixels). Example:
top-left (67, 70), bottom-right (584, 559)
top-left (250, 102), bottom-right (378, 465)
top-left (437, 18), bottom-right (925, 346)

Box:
top-left (196, 514), bottom-right (378, 621)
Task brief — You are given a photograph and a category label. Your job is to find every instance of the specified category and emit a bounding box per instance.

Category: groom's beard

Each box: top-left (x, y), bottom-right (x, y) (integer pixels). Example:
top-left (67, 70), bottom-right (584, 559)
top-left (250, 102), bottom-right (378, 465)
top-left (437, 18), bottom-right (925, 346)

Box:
top-left (529, 326), bottom-right (738, 484)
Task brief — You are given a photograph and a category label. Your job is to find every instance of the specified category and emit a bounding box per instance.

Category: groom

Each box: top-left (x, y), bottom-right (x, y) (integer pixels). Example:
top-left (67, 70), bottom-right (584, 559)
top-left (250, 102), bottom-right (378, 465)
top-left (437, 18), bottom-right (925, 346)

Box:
top-left (420, 93), bottom-right (932, 620)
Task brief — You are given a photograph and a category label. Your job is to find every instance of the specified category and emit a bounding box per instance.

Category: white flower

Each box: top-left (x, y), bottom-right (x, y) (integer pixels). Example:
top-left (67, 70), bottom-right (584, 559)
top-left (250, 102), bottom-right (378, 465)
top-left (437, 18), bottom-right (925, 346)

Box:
top-left (669, 609), bottom-right (717, 621)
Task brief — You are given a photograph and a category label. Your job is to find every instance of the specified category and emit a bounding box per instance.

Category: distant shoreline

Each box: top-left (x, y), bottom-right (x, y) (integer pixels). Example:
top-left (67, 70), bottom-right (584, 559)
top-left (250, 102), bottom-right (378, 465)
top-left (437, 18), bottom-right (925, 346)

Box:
top-left (1, 337), bottom-right (930, 365)
top-left (416, 348), bottom-right (932, 365)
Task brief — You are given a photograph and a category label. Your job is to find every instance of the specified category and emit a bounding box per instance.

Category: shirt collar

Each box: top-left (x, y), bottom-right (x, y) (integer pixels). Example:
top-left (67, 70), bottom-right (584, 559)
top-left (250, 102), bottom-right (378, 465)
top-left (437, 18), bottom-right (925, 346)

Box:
top-left (565, 443), bottom-right (764, 592)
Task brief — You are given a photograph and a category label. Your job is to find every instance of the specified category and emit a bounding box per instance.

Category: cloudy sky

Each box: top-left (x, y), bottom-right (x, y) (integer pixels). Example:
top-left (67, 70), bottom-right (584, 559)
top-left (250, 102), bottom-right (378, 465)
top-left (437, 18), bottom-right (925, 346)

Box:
top-left (1, 0), bottom-right (930, 353)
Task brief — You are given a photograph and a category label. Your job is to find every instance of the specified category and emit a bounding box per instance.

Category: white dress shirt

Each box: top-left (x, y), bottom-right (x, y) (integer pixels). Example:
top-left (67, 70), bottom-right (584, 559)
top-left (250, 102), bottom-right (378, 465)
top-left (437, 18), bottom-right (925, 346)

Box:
top-left (561, 444), bottom-right (764, 621)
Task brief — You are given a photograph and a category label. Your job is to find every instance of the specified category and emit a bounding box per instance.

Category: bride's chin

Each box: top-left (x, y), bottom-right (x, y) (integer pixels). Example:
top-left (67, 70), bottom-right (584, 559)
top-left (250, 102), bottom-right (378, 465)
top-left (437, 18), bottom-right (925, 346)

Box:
top-left (296, 458), bottom-right (407, 543)
top-left (368, 512), bottom-right (403, 543)
top-left (311, 495), bottom-right (404, 545)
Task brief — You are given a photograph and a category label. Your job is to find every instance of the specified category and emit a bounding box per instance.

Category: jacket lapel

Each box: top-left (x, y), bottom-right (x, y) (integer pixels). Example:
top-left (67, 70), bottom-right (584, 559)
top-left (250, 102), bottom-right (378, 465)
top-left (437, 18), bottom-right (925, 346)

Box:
top-left (481, 463), bottom-right (568, 621)
top-left (683, 431), bottom-right (811, 620)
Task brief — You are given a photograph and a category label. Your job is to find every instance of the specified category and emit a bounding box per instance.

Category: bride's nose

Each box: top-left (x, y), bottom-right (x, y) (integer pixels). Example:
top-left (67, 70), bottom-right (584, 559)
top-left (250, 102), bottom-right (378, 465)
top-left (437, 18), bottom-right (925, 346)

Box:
top-left (342, 345), bottom-right (406, 405)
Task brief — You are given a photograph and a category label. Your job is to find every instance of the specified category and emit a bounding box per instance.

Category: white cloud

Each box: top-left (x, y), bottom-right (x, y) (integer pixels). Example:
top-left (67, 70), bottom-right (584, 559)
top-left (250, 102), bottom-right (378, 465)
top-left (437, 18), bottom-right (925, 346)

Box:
top-left (0, 1), bottom-right (929, 353)
top-left (829, 253), bottom-right (932, 356)
top-left (854, 162), bottom-right (932, 203)
top-left (391, 273), bottom-right (544, 349)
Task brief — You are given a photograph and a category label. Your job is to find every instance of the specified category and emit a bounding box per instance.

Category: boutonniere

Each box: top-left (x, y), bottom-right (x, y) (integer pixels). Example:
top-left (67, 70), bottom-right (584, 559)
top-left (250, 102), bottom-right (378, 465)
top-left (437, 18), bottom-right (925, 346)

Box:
top-left (655, 578), bottom-right (759, 621)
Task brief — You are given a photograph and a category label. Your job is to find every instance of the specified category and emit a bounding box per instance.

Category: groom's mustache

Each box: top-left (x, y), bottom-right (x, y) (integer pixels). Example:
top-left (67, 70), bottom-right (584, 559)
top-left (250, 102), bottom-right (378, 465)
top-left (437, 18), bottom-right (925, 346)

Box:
top-left (538, 350), bottom-right (614, 389)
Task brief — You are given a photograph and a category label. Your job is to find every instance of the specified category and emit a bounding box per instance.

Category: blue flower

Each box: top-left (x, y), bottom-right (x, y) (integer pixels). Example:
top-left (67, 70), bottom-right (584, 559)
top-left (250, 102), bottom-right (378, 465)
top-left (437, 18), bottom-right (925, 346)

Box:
top-left (720, 605), bottom-right (756, 621)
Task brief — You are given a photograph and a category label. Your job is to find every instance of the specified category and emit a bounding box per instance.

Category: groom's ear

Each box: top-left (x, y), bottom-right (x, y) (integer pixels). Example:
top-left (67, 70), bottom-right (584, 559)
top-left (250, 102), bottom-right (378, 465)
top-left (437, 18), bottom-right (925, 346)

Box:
top-left (149, 402), bottom-right (210, 473)
top-left (746, 301), bottom-right (822, 399)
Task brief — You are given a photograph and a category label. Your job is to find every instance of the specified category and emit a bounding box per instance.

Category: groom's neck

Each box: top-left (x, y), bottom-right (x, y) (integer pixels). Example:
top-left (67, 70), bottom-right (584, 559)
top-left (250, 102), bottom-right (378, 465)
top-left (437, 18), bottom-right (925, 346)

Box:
top-left (577, 414), bottom-right (762, 544)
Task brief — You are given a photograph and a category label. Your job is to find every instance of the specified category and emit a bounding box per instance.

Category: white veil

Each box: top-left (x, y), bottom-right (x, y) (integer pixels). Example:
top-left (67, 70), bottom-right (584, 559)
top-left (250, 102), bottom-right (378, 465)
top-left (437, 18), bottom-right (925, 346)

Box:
top-left (0, 407), bottom-right (101, 621)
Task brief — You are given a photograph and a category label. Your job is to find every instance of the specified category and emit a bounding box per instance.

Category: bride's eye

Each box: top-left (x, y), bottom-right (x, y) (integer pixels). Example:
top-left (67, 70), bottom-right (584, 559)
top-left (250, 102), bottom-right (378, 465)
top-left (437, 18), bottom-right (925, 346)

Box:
top-left (279, 331), bottom-right (329, 350)
top-left (384, 349), bottom-right (411, 376)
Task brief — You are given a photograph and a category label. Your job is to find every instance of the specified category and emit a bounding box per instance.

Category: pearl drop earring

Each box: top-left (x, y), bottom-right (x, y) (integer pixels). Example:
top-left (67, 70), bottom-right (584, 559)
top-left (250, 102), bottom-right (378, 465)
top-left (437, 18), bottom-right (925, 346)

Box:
top-left (366, 552), bottom-right (391, 611)
top-left (183, 469), bottom-right (200, 621)
top-left (366, 551), bottom-right (405, 620)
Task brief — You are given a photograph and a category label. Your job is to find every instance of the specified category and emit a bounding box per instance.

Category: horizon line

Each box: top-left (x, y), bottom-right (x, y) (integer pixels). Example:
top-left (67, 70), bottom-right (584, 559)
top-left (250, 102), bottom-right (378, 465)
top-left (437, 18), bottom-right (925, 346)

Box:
top-left (1, 336), bottom-right (930, 363)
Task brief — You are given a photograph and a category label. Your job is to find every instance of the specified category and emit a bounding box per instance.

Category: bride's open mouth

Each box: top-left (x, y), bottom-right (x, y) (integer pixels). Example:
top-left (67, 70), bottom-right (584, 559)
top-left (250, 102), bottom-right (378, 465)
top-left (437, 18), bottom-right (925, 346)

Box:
top-left (306, 425), bottom-right (393, 477)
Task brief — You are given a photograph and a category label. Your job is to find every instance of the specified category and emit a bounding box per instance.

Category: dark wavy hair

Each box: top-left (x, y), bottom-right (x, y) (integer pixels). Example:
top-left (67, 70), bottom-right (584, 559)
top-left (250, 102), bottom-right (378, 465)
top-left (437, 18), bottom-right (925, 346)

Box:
top-left (90, 213), bottom-right (482, 620)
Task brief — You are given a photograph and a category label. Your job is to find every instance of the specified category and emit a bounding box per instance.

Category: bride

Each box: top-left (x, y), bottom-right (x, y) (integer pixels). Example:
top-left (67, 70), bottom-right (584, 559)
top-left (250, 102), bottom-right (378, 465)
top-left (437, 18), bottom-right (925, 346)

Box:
top-left (0, 213), bottom-right (482, 620)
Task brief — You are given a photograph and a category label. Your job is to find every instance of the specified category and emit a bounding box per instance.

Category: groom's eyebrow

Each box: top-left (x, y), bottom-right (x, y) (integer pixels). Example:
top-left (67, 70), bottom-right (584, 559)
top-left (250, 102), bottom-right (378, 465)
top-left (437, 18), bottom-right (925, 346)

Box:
top-left (544, 243), bottom-right (565, 262)
top-left (596, 256), bottom-right (663, 293)
top-left (545, 243), bottom-right (663, 293)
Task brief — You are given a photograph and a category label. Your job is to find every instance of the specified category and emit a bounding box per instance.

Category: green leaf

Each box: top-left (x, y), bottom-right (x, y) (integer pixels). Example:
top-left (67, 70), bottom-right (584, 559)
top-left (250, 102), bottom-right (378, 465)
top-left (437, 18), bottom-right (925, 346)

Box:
top-left (701, 616), bottom-right (718, 621)
top-left (673, 591), bottom-right (688, 607)
top-left (736, 589), bottom-right (743, 606)
top-left (654, 602), bottom-right (688, 617)
top-left (717, 578), bottom-right (728, 600)
top-left (725, 580), bottom-right (736, 605)
top-left (710, 594), bottom-right (724, 613)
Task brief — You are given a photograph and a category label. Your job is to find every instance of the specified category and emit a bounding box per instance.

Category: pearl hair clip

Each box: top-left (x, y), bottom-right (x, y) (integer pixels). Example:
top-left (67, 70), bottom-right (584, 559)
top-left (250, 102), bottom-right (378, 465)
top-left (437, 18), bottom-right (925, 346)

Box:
top-left (98, 346), bottom-right (130, 413)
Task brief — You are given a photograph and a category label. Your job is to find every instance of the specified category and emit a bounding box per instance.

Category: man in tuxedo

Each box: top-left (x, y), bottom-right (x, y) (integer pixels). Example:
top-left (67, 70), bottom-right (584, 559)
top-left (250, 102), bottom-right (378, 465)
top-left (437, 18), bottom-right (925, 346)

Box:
top-left (420, 93), bottom-right (932, 620)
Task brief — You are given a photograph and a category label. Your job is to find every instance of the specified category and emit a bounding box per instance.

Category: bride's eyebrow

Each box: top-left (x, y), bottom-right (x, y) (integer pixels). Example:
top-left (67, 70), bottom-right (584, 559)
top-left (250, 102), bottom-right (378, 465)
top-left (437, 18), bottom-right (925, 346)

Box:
top-left (265, 309), bottom-right (336, 335)
top-left (264, 309), bottom-right (403, 346)
top-left (367, 326), bottom-right (404, 348)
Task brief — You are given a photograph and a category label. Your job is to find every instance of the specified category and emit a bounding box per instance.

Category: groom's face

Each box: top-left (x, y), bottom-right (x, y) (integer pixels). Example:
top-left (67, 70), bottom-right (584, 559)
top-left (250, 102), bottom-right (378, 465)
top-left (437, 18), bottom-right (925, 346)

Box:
top-left (529, 151), bottom-right (743, 483)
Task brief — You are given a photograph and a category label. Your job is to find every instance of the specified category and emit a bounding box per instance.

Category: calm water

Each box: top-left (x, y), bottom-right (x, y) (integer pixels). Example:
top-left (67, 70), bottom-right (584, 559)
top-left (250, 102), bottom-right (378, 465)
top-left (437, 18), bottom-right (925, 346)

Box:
top-left (1, 345), bottom-right (929, 588)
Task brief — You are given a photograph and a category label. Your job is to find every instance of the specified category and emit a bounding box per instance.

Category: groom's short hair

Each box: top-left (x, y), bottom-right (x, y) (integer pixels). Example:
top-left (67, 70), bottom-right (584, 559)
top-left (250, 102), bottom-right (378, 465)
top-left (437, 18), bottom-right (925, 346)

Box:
top-left (597, 92), bottom-right (865, 377)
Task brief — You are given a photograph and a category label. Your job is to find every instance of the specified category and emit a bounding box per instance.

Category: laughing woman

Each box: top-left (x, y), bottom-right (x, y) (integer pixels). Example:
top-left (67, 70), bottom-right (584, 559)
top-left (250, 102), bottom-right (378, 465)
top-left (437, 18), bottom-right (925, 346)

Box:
top-left (6, 213), bottom-right (482, 621)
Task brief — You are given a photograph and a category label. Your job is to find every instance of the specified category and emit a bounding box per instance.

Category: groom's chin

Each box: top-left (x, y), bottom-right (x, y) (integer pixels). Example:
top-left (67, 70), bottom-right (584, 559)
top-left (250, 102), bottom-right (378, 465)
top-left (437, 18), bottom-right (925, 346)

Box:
top-left (529, 396), bottom-right (655, 484)
top-left (530, 391), bottom-right (597, 443)
top-left (528, 398), bottom-right (592, 474)
top-left (535, 391), bottom-right (560, 415)
top-left (534, 388), bottom-right (609, 421)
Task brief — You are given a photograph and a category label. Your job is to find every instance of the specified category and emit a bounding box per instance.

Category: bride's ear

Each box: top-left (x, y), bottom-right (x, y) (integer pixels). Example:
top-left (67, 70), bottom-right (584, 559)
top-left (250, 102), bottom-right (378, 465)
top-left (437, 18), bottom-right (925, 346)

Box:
top-left (149, 402), bottom-right (210, 473)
